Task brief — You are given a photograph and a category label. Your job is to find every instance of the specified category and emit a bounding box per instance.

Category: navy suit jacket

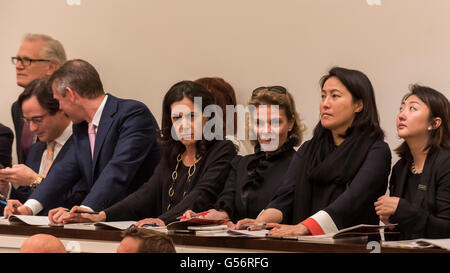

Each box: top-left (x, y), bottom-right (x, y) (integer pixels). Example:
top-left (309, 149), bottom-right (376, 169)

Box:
top-left (10, 139), bottom-right (88, 214)
top-left (29, 94), bottom-right (161, 211)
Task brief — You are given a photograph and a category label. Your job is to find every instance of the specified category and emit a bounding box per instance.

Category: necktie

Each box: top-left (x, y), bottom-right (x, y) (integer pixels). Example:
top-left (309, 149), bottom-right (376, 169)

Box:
top-left (88, 123), bottom-right (97, 159)
top-left (42, 141), bottom-right (56, 177)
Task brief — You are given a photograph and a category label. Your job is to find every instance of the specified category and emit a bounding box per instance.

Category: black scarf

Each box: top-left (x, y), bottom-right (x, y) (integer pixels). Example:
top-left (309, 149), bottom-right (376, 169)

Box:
top-left (291, 127), bottom-right (380, 224)
top-left (241, 140), bottom-right (295, 215)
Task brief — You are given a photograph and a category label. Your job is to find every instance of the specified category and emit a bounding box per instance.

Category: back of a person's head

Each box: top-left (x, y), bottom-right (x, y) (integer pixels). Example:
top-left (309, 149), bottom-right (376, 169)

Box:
top-left (119, 226), bottom-right (176, 253)
top-left (195, 77), bottom-right (238, 136)
top-left (50, 59), bottom-right (104, 99)
top-left (20, 234), bottom-right (66, 253)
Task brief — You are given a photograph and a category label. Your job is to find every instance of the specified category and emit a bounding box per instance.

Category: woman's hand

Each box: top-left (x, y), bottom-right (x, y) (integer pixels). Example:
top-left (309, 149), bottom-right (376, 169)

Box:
top-left (374, 196), bottom-right (400, 224)
top-left (136, 218), bottom-right (165, 227)
top-left (267, 223), bottom-right (310, 237)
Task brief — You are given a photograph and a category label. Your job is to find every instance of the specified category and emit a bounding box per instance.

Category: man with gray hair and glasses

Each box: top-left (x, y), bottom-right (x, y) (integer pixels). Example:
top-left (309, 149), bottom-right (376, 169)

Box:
top-left (11, 33), bottom-right (67, 164)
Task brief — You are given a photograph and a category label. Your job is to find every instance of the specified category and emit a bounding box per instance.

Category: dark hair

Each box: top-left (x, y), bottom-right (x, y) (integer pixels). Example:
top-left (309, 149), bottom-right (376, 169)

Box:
top-left (18, 78), bottom-right (59, 115)
top-left (160, 81), bottom-right (217, 166)
top-left (49, 59), bottom-right (104, 99)
top-left (121, 226), bottom-right (176, 253)
top-left (395, 84), bottom-right (450, 160)
top-left (315, 66), bottom-right (384, 139)
top-left (195, 77), bottom-right (238, 135)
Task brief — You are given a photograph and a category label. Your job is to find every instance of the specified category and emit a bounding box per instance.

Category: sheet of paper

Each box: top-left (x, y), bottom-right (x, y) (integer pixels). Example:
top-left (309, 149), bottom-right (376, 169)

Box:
top-left (227, 229), bottom-right (269, 238)
top-left (8, 215), bottom-right (53, 226)
top-left (94, 221), bottom-right (137, 230)
top-left (419, 239), bottom-right (450, 250)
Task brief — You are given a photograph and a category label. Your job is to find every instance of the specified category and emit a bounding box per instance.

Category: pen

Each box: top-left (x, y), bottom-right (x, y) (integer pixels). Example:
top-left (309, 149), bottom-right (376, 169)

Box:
top-left (64, 209), bottom-right (100, 215)
top-left (0, 200), bottom-right (19, 209)
top-left (240, 223), bottom-right (267, 228)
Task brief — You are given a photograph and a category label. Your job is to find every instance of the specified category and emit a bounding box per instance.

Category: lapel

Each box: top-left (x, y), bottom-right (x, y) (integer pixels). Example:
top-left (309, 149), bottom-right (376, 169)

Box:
top-left (92, 94), bottom-right (118, 171)
top-left (29, 142), bottom-right (47, 173)
top-left (392, 159), bottom-right (409, 198)
top-left (413, 150), bottom-right (438, 208)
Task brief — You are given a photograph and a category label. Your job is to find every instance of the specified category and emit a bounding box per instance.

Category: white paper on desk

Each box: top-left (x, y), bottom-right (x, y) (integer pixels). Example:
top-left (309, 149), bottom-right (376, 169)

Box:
top-left (227, 229), bottom-right (269, 238)
top-left (142, 226), bottom-right (169, 234)
top-left (94, 221), bottom-right (137, 230)
top-left (383, 238), bottom-right (450, 250)
top-left (419, 239), bottom-right (450, 250)
top-left (8, 215), bottom-right (52, 226)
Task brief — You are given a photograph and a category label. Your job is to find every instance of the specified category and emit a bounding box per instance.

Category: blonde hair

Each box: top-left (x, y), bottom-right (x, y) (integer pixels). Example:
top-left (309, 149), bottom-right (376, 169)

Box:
top-left (23, 33), bottom-right (67, 66)
top-left (248, 88), bottom-right (305, 147)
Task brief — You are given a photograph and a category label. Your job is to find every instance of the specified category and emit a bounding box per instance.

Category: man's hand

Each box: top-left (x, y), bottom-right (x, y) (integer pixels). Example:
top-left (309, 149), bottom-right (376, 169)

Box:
top-left (0, 165), bottom-right (39, 187)
top-left (3, 200), bottom-right (32, 219)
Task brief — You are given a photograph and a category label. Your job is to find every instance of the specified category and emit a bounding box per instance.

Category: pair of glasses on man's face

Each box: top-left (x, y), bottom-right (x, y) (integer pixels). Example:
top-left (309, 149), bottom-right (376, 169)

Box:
top-left (252, 86), bottom-right (287, 97)
top-left (11, 56), bottom-right (50, 67)
top-left (22, 113), bottom-right (49, 126)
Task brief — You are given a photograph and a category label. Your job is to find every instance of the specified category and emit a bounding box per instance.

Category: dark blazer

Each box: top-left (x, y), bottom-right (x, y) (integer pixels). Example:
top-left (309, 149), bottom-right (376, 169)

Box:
top-left (388, 147), bottom-right (450, 240)
top-left (29, 94), bottom-right (161, 211)
top-left (10, 139), bottom-right (88, 214)
top-left (104, 140), bottom-right (236, 224)
top-left (0, 123), bottom-right (14, 168)
top-left (215, 146), bottom-right (296, 222)
top-left (11, 101), bottom-right (27, 164)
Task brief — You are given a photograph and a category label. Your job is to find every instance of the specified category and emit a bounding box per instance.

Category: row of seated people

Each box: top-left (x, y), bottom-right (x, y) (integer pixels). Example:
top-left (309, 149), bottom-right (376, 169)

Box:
top-left (0, 34), bottom-right (449, 242)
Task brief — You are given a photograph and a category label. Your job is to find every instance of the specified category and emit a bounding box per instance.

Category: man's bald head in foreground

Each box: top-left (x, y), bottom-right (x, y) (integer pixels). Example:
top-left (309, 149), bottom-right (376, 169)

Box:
top-left (20, 234), bottom-right (66, 253)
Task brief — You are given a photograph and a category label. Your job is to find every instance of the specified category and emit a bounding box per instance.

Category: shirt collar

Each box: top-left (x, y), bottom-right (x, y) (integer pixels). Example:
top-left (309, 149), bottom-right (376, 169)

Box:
top-left (51, 121), bottom-right (73, 147)
top-left (91, 94), bottom-right (108, 127)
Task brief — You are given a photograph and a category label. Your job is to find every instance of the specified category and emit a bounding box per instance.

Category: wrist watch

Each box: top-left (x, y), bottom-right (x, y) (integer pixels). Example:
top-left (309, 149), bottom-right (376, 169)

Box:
top-left (31, 176), bottom-right (43, 189)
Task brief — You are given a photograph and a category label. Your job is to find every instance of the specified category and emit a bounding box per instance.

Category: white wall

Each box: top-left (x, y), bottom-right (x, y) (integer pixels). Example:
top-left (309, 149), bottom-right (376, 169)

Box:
top-left (1, 0), bottom-right (449, 164)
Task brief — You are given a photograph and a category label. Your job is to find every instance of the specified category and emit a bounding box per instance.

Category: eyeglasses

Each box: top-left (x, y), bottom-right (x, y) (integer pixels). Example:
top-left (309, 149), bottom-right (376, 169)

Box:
top-left (22, 113), bottom-right (49, 126)
top-left (252, 86), bottom-right (287, 97)
top-left (12, 56), bottom-right (50, 66)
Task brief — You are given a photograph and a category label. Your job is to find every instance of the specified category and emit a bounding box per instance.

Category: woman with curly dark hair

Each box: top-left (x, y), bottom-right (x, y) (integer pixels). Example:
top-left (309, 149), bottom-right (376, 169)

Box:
top-left (59, 81), bottom-right (236, 225)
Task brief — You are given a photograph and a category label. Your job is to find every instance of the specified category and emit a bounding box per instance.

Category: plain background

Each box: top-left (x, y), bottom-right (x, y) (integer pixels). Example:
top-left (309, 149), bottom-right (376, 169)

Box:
top-left (1, 0), bottom-right (449, 165)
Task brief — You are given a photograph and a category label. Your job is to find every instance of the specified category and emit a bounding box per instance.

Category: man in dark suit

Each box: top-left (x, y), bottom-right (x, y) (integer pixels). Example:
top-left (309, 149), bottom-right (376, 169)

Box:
top-left (0, 124), bottom-right (14, 169)
top-left (4, 59), bottom-right (161, 217)
top-left (0, 79), bottom-right (87, 214)
top-left (11, 33), bottom-right (67, 163)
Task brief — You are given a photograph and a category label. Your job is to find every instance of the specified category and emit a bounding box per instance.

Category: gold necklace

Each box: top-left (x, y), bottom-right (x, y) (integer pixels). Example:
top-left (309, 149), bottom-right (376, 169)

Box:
top-left (410, 159), bottom-right (422, 174)
top-left (167, 153), bottom-right (198, 211)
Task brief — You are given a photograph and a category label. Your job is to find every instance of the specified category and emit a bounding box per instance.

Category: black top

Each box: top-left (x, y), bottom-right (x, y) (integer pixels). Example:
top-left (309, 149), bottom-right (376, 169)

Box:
top-left (388, 147), bottom-right (450, 240)
top-left (267, 140), bottom-right (391, 228)
top-left (105, 140), bottom-right (236, 224)
top-left (215, 143), bottom-right (295, 222)
top-left (404, 171), bottom-right (421, 203)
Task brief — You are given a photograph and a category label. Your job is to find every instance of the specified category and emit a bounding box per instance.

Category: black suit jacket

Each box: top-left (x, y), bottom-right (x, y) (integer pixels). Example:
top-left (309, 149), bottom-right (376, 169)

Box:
top-left (0, 123), bottom-right (14, 168)
top-left (10, 139), bottom-right (88, 214)
top-left (389, 147), bottom-right (450, 240)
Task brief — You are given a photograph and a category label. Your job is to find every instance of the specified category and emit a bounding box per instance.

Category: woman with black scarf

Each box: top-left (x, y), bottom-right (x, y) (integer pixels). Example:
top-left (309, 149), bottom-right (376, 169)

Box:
top-left (375, 85), bottom-right (450, 240)
top-left (181, 86), bottom-right (305, 225)
top-left (236, 67), bottom-right (392, 237)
